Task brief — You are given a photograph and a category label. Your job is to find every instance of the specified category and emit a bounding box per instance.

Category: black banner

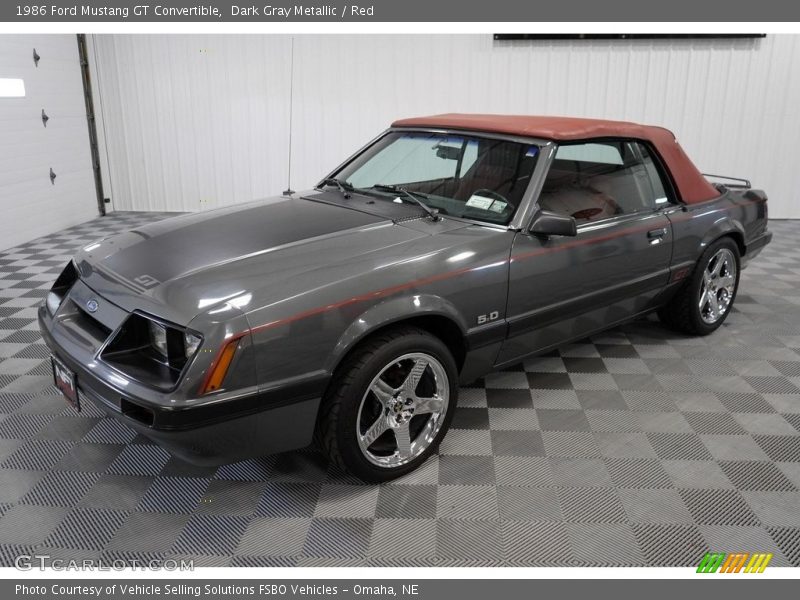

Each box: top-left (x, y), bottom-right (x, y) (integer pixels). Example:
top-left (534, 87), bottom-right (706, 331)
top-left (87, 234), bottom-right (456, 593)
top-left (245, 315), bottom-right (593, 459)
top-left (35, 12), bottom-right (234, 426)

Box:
top-left (4, 579), bottom-right (800, 599)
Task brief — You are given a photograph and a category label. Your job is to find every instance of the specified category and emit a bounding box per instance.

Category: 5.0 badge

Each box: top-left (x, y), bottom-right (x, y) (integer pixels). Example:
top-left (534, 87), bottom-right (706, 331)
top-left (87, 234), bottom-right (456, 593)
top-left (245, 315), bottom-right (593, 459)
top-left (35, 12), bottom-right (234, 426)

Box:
top-left (477, 311), bottom-right (500, 325)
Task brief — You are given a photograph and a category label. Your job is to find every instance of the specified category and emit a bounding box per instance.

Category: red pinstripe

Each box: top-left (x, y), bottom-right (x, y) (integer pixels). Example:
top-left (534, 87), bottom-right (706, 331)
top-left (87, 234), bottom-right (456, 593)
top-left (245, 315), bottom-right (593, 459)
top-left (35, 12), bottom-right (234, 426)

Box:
top-left (198, 195), bottom-right (766, 394)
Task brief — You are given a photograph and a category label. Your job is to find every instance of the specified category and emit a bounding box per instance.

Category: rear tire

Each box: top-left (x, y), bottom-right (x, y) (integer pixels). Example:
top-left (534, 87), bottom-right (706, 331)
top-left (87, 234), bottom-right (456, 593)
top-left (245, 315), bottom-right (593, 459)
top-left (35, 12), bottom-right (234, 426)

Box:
top-left (318, 326), bottom-right (458, 483)
top-left (658, 237), bottom-right (741, 336)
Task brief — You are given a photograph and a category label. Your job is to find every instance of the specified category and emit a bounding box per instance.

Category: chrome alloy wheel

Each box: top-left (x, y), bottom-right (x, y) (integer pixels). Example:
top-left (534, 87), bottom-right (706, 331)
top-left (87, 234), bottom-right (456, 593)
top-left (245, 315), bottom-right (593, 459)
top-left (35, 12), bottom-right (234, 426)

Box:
top-left (356, 352), bottom-right (449, 468)
top-left (699, 247), bottom-right (737, 325)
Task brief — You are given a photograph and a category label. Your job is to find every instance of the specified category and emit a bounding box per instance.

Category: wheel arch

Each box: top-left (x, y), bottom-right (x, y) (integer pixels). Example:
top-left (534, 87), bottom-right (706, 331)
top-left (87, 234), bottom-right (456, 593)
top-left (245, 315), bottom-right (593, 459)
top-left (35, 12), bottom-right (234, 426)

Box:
top-left (324, 294), bottom-right (469, 384)
top-left (699, 219), bottom-right (746, 258)
top-left (717, 230), bottom-right (746, 257)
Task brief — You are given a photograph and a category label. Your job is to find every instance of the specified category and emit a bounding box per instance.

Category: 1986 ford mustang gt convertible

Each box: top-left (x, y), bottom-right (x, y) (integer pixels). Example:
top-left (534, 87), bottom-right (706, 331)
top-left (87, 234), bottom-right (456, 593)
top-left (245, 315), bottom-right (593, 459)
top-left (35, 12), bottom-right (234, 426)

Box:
top-left (39, 114), bottom-right (772, 481)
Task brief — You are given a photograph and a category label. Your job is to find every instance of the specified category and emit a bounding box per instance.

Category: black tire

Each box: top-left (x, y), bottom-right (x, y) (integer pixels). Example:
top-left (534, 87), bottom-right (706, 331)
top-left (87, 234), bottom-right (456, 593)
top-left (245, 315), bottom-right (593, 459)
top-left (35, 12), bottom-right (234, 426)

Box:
top-left (318, 326), bottom-right (458, 483)
top-left (658, 237), bottom-right (741, 336)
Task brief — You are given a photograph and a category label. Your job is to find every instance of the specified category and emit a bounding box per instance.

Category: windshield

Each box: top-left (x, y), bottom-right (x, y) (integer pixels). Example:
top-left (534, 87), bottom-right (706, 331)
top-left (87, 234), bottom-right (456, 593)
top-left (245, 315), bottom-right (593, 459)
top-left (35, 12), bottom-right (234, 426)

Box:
top-left (333, 131), bottom-right (540, 225)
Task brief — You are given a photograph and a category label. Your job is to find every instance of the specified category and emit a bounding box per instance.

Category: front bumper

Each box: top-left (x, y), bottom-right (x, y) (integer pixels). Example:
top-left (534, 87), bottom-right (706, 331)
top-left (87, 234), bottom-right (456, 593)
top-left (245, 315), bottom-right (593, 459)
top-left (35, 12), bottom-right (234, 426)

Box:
top-left (38, 306), bottom-right (323, 466)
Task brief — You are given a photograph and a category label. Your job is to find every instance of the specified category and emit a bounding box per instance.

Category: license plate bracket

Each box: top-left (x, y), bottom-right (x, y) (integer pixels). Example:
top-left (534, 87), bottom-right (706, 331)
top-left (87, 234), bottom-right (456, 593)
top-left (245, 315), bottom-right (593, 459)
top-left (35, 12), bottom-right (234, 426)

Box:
top-left (51, 355), bottom-right (80, 412)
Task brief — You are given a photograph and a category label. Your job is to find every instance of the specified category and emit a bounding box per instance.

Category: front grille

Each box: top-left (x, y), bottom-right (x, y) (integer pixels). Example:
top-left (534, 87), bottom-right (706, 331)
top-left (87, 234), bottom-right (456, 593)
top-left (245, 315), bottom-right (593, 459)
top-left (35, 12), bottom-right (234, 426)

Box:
top-left (63, 299), bottom-right (113, 350)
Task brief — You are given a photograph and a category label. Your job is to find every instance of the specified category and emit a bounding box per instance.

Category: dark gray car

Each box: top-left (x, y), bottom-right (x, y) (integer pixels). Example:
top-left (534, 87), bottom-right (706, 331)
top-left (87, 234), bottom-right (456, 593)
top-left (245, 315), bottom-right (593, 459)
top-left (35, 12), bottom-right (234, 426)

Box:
top-left (38, 115), bottom-right (772, 482)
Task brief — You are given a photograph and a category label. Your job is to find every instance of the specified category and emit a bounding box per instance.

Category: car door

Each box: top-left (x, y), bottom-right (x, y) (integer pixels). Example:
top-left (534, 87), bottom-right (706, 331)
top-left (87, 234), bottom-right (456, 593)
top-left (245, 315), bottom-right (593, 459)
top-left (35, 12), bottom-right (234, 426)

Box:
top-left (497, 140), bottom-right (674, 364)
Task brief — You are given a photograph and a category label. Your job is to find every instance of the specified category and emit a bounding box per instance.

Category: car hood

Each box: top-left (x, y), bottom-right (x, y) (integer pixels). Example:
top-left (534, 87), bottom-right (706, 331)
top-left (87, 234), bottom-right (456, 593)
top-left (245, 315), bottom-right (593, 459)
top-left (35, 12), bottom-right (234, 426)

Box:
top-left (74, 195), bottom-right (442, 324)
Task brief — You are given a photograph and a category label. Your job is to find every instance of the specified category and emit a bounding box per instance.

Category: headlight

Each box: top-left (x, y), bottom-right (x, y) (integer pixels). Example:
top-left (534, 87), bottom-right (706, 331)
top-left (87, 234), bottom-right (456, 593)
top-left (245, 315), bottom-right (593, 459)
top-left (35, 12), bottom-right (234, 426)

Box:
top-left (149, 321), bottom-right (169, 359)
top-left (101, 313), bottom-right (203, 390)
top-left (184, 332), bottom-right (202, 357)
top-left (144, 318), bottom-right (202, 369)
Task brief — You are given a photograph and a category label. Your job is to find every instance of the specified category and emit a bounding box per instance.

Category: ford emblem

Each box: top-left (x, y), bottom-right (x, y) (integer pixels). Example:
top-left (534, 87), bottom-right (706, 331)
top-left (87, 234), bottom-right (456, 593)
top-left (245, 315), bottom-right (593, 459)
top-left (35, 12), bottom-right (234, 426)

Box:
top-left (86, 299), bottom-right (99, 313)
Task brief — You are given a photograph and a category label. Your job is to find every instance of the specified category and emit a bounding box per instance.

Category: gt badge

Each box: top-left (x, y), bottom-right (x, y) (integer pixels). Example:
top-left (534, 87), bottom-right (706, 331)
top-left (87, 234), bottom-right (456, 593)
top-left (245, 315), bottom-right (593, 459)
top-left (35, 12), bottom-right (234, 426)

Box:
top-left (134, 274), bottom-right (160, 289)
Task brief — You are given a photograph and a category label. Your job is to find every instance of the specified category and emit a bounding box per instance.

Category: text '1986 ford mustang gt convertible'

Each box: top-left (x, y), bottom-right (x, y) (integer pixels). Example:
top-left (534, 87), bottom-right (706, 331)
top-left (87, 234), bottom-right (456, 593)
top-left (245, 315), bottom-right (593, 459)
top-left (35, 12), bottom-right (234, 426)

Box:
top-left (39, 114), bottom-right (772, 482)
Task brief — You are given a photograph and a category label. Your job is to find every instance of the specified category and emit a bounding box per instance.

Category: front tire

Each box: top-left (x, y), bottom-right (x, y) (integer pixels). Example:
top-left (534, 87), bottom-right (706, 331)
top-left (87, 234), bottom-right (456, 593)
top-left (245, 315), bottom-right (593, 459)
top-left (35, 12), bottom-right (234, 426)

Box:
top-left (318, 326), bottom-right (458, 483)
top-left (658, 237), bottom-right (741, 335)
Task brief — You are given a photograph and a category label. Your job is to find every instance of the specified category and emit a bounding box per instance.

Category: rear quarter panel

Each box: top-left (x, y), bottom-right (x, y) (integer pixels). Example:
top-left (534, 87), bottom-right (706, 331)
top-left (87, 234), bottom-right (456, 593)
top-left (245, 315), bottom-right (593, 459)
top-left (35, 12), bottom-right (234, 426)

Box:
top-left (667, 188), bottom-right (768, 277)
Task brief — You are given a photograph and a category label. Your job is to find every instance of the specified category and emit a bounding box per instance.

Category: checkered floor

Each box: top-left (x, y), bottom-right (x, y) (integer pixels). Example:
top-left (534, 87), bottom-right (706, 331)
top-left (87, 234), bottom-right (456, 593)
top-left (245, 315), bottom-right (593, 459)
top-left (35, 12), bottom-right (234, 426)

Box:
top-left (1, 213), bottom-right (799, 568)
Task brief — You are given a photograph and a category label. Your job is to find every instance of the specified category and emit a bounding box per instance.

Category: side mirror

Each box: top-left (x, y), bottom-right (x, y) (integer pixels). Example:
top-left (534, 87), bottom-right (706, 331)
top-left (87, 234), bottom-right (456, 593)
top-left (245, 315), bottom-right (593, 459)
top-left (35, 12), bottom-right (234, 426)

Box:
top-left (529, 210), bottom-right (577, 237)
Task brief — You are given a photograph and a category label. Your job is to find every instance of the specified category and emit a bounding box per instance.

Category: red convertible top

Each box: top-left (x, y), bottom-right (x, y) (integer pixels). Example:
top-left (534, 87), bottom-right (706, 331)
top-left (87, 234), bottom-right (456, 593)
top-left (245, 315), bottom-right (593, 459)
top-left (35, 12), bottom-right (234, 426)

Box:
top-left (392, 114), bottom-right (719, 204)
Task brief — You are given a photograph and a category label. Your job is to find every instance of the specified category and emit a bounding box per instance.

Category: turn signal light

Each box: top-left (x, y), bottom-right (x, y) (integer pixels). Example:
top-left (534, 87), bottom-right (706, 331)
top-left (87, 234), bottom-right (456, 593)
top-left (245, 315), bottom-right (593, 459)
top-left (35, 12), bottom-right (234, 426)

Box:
top-left (200, 339), bottom-right (239, 394)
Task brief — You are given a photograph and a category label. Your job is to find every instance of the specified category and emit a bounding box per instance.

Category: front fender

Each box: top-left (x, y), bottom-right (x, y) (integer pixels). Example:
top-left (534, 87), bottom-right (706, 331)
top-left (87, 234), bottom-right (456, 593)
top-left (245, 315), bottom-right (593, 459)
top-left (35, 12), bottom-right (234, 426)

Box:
top-left (325, 293), bottom-right (469, 374)
top-left (186, 302), bottom-right (257, 397)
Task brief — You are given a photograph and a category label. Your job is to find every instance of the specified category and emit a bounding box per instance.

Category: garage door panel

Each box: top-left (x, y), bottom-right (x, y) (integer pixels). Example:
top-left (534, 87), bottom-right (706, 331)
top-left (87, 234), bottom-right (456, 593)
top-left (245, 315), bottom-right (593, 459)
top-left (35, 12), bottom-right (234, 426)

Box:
top-left (0, 54), bottom-right (81, 70)
top-left (0, 157), bottom-right (90, 181)
top-left (1, 172), bottom-right (95, 209)
top-left (0, 106), bottom-right (87, 123)
top-left (0, 132), bottom-right (91, 156)
top-left (0, 34), bottom-right (79, 54)
top-left (0, 34), bottom-right (96, 250)
top-left (25, 76), bottom-right (86, 99)
top-left (0, 61), bottom-right (84, 81)
top-left (0, 136), bottom-right (93, 174)
top-left (0, 153), bottom-right (93, 186)
top-left (4, 88), bottom-right (87, 111)
top-left (0, 115), bottom-right (90, 137)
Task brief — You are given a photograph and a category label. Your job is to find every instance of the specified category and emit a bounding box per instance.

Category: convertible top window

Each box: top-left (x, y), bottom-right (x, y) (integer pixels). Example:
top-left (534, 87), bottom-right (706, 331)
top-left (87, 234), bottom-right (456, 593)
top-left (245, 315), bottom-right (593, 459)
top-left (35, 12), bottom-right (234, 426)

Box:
top-left (539, 140), bottom-right (670, 224)
top-left (335, 132), bottom-right (540, 225)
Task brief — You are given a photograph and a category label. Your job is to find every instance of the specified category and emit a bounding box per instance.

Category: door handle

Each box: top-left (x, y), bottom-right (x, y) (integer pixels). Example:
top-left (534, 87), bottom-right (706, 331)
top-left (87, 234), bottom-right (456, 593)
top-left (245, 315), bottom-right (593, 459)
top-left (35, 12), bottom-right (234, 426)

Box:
top-left (647, 228), bottom-right (667, 239)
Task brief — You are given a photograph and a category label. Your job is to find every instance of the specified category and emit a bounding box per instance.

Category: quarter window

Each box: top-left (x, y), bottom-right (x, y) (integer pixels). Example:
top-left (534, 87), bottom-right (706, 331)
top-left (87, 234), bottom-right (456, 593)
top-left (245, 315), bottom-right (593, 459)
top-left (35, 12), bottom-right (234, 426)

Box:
top-left (538, 140), bottom-right (670, 224)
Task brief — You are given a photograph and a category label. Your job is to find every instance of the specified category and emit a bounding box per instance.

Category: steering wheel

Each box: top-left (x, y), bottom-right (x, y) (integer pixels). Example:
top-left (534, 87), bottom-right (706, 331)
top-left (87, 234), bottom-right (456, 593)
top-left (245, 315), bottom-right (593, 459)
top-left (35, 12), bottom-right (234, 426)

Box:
top-left (469, 189), bottom-right (516, 214)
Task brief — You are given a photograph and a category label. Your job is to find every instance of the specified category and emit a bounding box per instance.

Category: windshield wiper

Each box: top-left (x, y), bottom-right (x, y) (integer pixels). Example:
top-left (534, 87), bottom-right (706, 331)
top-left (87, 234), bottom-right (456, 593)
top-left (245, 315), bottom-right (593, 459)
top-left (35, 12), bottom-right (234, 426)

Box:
top-left (371, 184), bottom-right (440, 222)
top-left (317, 178), bottom-right (353, 199)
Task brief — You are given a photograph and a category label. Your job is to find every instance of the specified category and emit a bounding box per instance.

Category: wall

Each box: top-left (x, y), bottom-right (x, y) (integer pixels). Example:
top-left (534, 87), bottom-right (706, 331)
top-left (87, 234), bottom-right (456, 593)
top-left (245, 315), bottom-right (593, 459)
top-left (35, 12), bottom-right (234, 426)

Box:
top-left (87, 35), bottom-right (292, 213)
top-left (0, 34), bottom-right (98, 250)
top-left (89, 34), bottom-right (800, 218)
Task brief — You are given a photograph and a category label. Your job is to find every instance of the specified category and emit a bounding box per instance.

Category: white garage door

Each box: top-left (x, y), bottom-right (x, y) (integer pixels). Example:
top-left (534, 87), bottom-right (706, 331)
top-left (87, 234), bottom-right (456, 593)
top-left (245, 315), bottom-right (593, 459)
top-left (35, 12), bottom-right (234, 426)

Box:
top-left (0, 34), bottom-right (98, 251)
top-left (91, 35), bottom-right (800, 219)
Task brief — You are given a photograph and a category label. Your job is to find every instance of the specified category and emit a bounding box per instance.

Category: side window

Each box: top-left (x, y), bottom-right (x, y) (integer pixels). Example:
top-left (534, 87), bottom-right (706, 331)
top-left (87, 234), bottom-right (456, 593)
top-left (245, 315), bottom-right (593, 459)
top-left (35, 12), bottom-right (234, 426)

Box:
top-left (637, 143), bottom-right (670, 207)
top-left (538, 140), bottom-right (669, 224)
top-left (554, 143), bottom-right (623, 165)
